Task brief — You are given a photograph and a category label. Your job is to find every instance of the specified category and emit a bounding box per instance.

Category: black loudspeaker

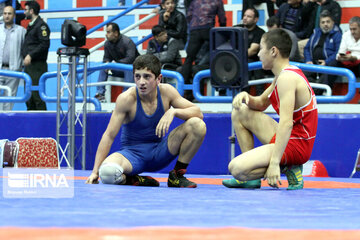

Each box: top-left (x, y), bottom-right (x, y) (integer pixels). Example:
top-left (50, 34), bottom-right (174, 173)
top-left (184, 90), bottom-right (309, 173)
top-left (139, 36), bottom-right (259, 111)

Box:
top-left (210, 27), bottom-right (248, 89)
top-left (61, 19), bottom-right (87, 47)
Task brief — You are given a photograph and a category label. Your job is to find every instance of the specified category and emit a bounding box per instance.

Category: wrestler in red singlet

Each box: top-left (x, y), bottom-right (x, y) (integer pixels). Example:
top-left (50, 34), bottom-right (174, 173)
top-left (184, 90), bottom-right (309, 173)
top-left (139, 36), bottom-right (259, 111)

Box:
top-left (268, 66), bottom-right (318, 165)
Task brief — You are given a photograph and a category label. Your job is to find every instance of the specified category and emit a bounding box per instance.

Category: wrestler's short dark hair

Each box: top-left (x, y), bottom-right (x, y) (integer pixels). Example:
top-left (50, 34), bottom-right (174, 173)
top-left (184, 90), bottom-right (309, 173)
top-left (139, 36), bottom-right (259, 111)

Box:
top-left (133, 54), bottom-right (161, 78)
top-left (262, 28), bottom-right (292, 58)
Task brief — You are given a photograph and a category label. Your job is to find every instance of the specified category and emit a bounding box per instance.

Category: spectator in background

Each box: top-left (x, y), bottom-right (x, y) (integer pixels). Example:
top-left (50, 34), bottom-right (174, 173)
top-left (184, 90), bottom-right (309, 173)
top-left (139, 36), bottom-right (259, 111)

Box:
top-left (21, 1), bottom-right (50, 111)
top-left (275, 0), bottom-right (312, 40)
top-left (158, 0), bottom-right (187, 48)
top-left (180, 0), bottom-right (226, 86)
top-left (304, 10), bottom-right (342, 95)
top-left (242, 0), bottom-right (287, 18)
top-left (0, 0), bottom-right (5, 18)
top-left (0, 5), bottom-right (25, 111)
top-left (303, 0), bottom-right (341, 30)
top-left (5, 0), bottom-right (24, 25)
top-left (147, 25), bottom-right (182, 70)
top-left (94, 23), bottom-right (139, 102)
top-left (266, 15), bottom-right (302, 62)
top-left (152, 0), bottom-right (186, 19)
top-left (235, 8), bottom-right (265, 95)
top-left (336, 16), bottom-right (360, 78)
top-left (299, 0), bottom-right (342, 59)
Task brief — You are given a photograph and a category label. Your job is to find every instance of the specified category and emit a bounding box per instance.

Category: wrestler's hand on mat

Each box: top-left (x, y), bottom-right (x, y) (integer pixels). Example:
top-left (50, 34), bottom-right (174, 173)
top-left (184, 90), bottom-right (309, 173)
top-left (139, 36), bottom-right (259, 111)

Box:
top-left (156, 108), bottom-right (175, 138)
top-left (86, 173), bottom-right (99, 184)
top-left (232, 92), bottom-right (249, 109)
top-left (264, 163), bottom-right (281, 189)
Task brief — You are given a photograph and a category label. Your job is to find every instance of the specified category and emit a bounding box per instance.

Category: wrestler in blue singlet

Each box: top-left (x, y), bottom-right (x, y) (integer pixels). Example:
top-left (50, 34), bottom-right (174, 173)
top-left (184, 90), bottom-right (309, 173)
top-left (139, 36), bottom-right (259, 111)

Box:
top-left (118, 86), bottom-right (177, 175)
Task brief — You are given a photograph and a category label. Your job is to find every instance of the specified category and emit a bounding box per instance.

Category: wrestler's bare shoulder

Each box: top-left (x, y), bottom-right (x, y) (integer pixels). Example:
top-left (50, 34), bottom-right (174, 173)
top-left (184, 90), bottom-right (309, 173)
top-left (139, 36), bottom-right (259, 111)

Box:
top-left (114, 87), bottom-right (137, 110)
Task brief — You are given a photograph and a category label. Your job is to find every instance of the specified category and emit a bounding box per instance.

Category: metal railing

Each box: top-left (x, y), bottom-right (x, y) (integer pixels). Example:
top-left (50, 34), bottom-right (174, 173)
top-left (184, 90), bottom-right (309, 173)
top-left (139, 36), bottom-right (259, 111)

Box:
top-left (192, 61), bottom-right (358, 103)
top-left (1, 61), bottom-right (358, 109)
top-left (0, 70), bottom-right (32, 103)
top-left (38, 62), bottom-right (185, 111)
top-left (86, 0), bottom-right (150, 36)
top-left (89, 13), bottom-right (156, 53)
top-left (0, 86), bottom-right (11, 97)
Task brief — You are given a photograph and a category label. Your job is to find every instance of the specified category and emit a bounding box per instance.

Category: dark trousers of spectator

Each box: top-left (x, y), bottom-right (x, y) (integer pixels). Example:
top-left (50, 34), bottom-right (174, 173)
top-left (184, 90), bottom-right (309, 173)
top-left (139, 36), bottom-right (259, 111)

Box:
top-left (96, 69), bottom-right (125, 95)
top-left (305, 60), bottom-right (339, 95)
top-left (180, 28), bottom-right (210, 84)
top-left (242, 0), bottom-right (274, 18)
top-left (336, 61), bottom-right (360, 78)
top-left (25, 61), bottom-right (47, 111)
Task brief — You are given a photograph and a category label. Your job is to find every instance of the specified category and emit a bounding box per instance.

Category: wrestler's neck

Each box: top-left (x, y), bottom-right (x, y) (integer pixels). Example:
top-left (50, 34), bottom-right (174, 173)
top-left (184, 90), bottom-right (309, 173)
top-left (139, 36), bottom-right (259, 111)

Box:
top-left (139, 87), bottom-right (158, 103)
top-left (272, 57), bottom-right (291, 77)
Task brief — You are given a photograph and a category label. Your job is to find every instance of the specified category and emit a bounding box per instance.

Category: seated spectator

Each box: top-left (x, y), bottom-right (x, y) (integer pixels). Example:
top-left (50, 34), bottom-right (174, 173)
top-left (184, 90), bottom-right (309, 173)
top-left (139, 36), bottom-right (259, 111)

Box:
top-left (276, 0), bottom-right (311, 40)
top-left (94, 23), bottom-right (139, 102)
top-left (266, 15), bottom-right (302, 62)
top-left (147, 25), bottom-right (182, 71)
top-left (158, 0), bottom-right (187, 48)
top-left (336, 16), bottom-right (360, 78)
top-left (304, 10), bottom-right (342, 95)
top-left (235, 8), bottom-right (265, 95)
top-left (242, 0), bottom-right (277, 18)
top-left (302, 0), bottom-right (341, 31)
top-left (299, 0), bottom-right (342, 58)
top-left (153, 0), bottom-right (186, 16)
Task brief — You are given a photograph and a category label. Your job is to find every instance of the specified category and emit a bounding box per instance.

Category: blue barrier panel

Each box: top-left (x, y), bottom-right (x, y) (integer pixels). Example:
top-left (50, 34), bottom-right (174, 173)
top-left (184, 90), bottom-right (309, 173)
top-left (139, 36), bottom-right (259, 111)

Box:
top-left (193, 61), bottom-right (357, 103)
top-left (0, 70), bottom-right (32, 103)
top-left (1, 112), bottom-right (359, 177)
top-left (39, 62), bottom-right (185, 111)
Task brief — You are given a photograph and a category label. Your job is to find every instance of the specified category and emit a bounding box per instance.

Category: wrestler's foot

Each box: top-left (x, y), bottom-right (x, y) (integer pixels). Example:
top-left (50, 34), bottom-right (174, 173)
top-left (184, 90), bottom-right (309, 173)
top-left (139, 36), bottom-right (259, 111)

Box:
top-left (126, 175), bottom-right (160, 187)
top-left (168, 169), bottom-right (197, 188)
top-left (282, 165), bottom-right (304, 190)
top-left (222, 178), bottom-right (261, 189)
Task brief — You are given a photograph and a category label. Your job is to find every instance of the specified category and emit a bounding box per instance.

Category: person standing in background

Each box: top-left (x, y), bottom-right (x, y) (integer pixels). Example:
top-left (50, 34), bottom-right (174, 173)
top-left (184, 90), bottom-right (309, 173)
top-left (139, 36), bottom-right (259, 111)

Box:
top-left (21, 1), bottom-right (50, 111)
top-left (0, 5), bottom-right (25, 111)
top-left (158, 0), bottom-right (187, 49)
top-left (180, 0), bottom-right (226, 85)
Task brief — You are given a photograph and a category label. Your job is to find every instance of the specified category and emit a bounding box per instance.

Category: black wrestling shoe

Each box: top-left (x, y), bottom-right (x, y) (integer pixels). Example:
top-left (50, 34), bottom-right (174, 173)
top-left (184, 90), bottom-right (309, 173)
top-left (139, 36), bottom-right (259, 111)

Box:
top-left (167, 169), bottom-right (197, 188)
top-left (126, 175), bottom-right (159, 187)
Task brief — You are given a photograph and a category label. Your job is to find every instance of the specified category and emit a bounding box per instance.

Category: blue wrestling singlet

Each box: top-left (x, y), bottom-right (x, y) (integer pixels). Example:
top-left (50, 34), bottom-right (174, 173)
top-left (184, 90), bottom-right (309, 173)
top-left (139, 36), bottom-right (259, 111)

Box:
top-left (118, 86), bottom-right (177, 175)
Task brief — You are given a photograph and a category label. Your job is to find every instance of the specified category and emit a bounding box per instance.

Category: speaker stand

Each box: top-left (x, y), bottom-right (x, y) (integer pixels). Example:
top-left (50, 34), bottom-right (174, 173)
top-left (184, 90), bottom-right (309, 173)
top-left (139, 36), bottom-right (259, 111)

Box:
top-left (228, 88), bottom-right (241, 173)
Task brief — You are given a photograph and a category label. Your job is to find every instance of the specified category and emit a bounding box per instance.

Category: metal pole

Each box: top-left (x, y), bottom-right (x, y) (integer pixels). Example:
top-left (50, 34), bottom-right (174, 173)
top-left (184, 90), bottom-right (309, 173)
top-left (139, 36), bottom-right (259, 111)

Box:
top-left (229, 89), bottom-right (237, 170)
top-left (57, 47), bottom-right (90, 170)
top-left (82, 56), bottom-right (88, 170)
top-left (56, 55), bottom-right (61, 160)
top-left (67, 55), bottom-right (77, 168)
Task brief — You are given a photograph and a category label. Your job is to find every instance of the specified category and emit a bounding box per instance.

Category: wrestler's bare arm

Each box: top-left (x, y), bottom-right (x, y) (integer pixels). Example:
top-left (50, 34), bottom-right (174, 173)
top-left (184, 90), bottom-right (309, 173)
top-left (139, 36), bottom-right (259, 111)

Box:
top-left (155, 84), bottom-right (203, 138)
top-left (86, 90), bottom-right (135, 183)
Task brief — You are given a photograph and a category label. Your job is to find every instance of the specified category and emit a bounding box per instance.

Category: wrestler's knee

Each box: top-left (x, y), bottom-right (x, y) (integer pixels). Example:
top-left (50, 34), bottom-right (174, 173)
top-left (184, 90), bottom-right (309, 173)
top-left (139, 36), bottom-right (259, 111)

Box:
top-left (185, 117), bottom-right (206, 137)
top-left (228, 160), bottom-right (247, 181)
top-left (99, 162), bottom-right (126, 185)
top-left (231, 105), bottom-right (249, 122)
